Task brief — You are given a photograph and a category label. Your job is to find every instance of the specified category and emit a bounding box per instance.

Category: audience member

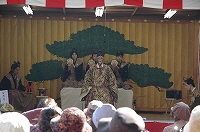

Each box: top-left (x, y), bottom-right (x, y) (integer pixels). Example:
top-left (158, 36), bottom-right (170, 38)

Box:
top-left (163, 102), bottom-right (190, 132)
top-left (0, 112), bottom-right (30, 132)
top-left (84, 100), bottom-right (103, 119)
top-left (22, 97), bottom-right (58, 123)
top-left (97, 107), bottom-right (146, 132)
top-left (36, 106), bottom-right (62, 132)
top-left (183, 105), bottom-right (200, 132)
top-left (92, 104), bottom-right (116, 129)
top-left (50, 107), bottom-right (92, 132)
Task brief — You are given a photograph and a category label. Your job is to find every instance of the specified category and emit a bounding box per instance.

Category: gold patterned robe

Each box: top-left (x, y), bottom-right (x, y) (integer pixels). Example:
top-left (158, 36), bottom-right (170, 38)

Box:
top-left (80, 64), bottom-right (118, 105)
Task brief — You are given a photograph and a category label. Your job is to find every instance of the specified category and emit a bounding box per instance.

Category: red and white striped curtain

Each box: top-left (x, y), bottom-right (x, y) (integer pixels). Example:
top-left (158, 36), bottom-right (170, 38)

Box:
top-left (0, 0), bottom-right (200, 9)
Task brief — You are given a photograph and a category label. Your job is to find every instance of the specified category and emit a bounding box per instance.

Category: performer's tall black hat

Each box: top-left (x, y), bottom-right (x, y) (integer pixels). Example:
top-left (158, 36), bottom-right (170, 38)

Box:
top-left (116, 50), bottom-right (124, 57)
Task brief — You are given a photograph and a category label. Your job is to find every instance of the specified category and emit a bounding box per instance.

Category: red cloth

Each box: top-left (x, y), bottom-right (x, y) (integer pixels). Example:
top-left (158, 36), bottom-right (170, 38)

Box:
top-left (22, 108), bottom-right (43, 124)
top-left (145, 122), bottom-right (173, 132)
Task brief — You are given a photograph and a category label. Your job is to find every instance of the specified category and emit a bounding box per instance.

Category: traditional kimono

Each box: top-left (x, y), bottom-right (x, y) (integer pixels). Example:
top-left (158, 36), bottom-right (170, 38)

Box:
top-left (113, 61), bottom-right (132, 90)
top-left (0, 73), bottom-right (34, 112)
top-left (189, 87), bottom-right (200, 111)
top-left (80, 64), bottom-right (118, 106)
top-left (61, 59), bottom-right (83, 89)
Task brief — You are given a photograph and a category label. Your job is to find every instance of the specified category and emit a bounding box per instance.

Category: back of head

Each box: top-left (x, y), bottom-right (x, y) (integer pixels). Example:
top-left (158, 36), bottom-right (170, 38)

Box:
top-left (172, 102), bottom-right (190, 121)
top-left (110, 107), bottom-right (145, 132)
top-left (38, 106), bottom-right (62, 132)
top-left (0, 112), bottom-right (30, 132)
top-left (50, 107), bottom-right (92, 132)
top-left (37, 98), bottom-right (57, 108)
top-left (88, 100), bottom-right (103, 111)
top-left (183, 105), bottom-right (200, 132)
top-left (92, 104), bottom-right (116, 128)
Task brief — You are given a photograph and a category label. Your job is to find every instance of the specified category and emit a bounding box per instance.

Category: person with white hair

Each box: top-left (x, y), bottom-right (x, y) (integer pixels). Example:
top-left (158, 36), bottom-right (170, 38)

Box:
top-left (92, 104), bottom-right (116, 130)
top-left (183, 105), bottom-right (200, 132)
top-left (97, 107), bottom-right (146, 132)
top-left (0, 112), bottom-right (30, 132)
top-left (84, 100), bottom-right (103, 119)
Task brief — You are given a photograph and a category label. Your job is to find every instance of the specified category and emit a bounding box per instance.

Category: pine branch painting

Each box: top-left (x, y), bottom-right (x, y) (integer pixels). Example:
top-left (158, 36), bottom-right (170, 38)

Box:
top-left (25, 25), bottom-right (173, 90)
top-left (46, 25), bottom-right (148, 58)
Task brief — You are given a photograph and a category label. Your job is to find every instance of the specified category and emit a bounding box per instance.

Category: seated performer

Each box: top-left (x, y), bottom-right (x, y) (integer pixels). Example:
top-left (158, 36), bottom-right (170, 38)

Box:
top-left (86, 50), bottom-right (98, 72)
top-left (183, 77), bottom-right (200, 111)
top-left (61, 48), bottom-right (83, 89)
top-left (0, 61), bottom-right (34, 112)
top-left (80, 50), bottom-right (118, 107)
top-left (110, 50), bottom-right (132, 90)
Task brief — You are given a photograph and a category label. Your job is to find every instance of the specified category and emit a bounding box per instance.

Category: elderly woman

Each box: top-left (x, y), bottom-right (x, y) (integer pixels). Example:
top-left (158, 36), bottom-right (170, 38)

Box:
top-left (50, 107), bottom-right (92, 132)
top-left (163, 102), bottom-right (190, 132)
top-left (61, 48), bottom-right (83, 89)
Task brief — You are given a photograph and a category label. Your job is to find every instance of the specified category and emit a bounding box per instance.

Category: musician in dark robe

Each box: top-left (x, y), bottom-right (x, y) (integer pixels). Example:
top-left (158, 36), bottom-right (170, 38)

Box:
top-left (61, 48), bottom-right (83, 89)
top-left (183, 77), bottom-right (200, 111)
top-left (0, 61), bottom-right (34, 112)
top-left (111, 50), bottom-right (132, 90)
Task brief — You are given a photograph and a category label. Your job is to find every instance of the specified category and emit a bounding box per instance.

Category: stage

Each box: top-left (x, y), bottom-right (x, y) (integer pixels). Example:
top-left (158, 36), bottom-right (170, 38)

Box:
top-left (60, 88), bottom-right (133, 110)
top-left (60, 87), bottom-right (175, 132)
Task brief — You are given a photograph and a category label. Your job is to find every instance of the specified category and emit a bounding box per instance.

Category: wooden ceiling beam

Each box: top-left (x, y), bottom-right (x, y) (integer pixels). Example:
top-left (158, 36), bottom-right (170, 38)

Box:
top-left (130, 7), bottom-right (138, 18)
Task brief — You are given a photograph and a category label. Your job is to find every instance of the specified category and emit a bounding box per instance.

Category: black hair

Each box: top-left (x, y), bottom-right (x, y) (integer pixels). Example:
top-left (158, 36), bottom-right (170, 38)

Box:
top-left (116, 50), bottom-right (124, 57)
top-left (97, 50), bottom-right (104, 57)
top-left (92, 50), bottom-right (97, 57)
top-left (10, 61), bottom-right (20, 73)
top-left (184, 77), bottom-right (195, 87)
top-left (70, 48), bottom-right (78, 58)
top-left (38, 107), bottom-right (59, 132)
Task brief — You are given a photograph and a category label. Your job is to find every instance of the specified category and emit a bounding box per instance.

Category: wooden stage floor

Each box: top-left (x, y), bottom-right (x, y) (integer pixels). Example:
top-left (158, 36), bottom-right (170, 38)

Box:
top-left (137, 112), bottom-right (174, 122)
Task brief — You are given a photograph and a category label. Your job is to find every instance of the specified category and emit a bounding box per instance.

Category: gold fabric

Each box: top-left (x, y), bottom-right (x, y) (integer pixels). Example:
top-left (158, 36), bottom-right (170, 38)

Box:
top-left (80, 64), bottom-right (118, 104)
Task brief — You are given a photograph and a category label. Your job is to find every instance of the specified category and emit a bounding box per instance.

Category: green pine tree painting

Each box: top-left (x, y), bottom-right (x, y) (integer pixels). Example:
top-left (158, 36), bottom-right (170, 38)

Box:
top-left (25, 25), bottom-right (173, 90)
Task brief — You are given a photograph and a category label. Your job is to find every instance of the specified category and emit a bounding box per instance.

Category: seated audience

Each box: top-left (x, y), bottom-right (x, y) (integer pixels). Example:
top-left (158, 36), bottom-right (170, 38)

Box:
top-left (0, 61), bottom-right (34, 112)
top-left (163, 102), bottom-right (190, 132)
top-left (37, 97), bottom-right (58, 108)
top-left (0, 112), bottom-right (30, 132)
top-left (92, 104), bottom-right (116, 130)
top-left (61, 48), bottom-right (83, 89)
top-left (30, 106), bottom-right (62, 132)
top-left (22, 97), bottom-right (58, 123)
top-left (84, 100), bottom-right (103, 132)
top-left (183, 105), bottom-right (200, 132)
top-left (50, 107), bottom-right (92, 132)
top-left (97, 107), bottom-right (146, 132)
top-left (84, 100), bottom-right (103, 119)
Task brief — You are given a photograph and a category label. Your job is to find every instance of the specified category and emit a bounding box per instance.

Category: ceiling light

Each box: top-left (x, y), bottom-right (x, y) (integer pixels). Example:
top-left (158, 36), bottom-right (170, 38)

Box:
top-left (23, 5), bottom-right (33, 15)
top-left (164, 9), bottom-right (177, 19)
top-left (95, 6), bottom-right (104, 17)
